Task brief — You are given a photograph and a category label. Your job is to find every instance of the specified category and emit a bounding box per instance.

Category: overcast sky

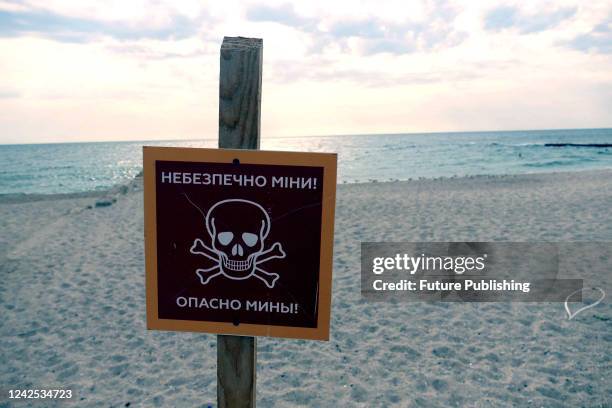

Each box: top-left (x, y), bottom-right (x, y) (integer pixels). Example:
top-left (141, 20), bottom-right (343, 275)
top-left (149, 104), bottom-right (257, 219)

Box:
top-left (0, 0), bottom-right (611, 143)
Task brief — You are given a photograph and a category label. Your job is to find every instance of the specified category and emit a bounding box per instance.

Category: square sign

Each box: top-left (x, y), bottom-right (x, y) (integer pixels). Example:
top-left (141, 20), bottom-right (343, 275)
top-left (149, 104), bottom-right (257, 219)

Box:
top-left (144, 147), bottom-right (337, 340)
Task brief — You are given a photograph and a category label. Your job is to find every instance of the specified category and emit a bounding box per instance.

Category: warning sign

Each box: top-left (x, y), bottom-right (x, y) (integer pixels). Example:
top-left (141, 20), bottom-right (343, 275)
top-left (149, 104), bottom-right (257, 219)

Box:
top-left (144, 147), bottom-right (337, 340)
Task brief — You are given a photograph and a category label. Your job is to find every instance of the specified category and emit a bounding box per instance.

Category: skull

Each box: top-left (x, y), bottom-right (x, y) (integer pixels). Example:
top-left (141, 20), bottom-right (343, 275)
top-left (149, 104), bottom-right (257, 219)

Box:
top-left (205, 199), bottom-right (270, 279)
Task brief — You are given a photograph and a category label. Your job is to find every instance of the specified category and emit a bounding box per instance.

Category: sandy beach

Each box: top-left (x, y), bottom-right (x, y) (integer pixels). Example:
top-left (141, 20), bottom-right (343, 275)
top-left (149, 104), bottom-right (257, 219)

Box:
top-left (1, 170), bottom-right (611, 407)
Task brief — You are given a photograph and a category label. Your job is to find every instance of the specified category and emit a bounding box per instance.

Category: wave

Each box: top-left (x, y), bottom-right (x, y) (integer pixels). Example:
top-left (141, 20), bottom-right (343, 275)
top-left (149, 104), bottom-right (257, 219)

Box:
top-left (523, 159), bottom-right (590, 168)
top-left (489, 142), bottom-right (545, 147)
top-left (0, 190), bottom-right (107, 204)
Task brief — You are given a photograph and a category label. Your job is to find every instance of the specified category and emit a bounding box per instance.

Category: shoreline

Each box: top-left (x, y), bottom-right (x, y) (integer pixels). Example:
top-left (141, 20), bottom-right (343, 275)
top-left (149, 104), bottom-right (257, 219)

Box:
top-left (2, 167), bottom-right (612, 204)
top-left (0, 176), bottom-right (142, 204)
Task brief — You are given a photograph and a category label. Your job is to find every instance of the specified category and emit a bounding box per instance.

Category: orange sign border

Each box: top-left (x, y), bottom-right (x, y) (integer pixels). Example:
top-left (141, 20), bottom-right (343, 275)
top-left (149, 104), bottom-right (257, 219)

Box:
top-left (143, 146), bottom-right (337, 341)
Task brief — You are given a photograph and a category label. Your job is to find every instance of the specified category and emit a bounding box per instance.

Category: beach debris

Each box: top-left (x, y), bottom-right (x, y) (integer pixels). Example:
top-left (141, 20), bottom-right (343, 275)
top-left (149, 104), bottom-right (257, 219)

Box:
top-left (95, 200), bottom-right (113, 208)
top-left (94, 197), bottom-right (117, 208)
top-left (564, 287), bottom-right (605, 320)
top-left (190, 199), bottom-right (286, 288)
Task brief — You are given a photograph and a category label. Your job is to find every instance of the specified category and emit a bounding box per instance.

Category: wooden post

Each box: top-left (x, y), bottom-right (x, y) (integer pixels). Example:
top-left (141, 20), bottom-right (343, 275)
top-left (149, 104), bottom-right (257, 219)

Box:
top-left (216, 36), bottom-right (262, 408)
top-left (219, 36), bottom-right (263, 150)
top-left (217, 335), bottom-right (256, 408)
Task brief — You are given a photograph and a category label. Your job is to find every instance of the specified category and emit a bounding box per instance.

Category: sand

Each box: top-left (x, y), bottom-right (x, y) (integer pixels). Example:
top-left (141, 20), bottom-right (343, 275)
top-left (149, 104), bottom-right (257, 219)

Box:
top-left (1, 170), bottom-right (611, 407)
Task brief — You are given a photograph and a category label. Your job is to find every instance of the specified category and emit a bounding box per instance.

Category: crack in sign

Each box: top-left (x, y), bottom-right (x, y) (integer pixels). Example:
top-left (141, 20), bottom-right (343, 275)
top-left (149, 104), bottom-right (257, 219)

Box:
top-left (189, 199), bottom-right (286, 288)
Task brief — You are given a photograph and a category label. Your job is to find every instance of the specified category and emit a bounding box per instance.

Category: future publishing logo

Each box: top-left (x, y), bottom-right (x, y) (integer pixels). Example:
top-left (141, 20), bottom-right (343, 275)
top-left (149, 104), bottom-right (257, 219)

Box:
top-left (370, 253), bottom-right (531, 293)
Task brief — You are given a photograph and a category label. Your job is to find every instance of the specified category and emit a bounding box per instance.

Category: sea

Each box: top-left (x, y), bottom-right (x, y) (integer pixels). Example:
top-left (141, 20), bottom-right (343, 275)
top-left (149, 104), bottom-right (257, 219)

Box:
top-left (1, 128), bottom-right (611, 195)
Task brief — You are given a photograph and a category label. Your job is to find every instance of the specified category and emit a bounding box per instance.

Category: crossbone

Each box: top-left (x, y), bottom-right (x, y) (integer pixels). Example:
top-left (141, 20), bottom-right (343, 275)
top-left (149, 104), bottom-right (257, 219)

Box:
top-left (190, 239), bottom-right (286, 288)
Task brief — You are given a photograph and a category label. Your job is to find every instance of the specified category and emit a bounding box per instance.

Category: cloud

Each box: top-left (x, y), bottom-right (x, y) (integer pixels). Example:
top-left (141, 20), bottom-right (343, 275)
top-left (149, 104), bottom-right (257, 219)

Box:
top-left (565, 16), bottom-right (612, 54)
top-left (329, 19), bottom-right (389, 38)
top-left (325, 19), bottom-right (414, 55)
top-left (1, 0), bottom-right (611, 143)
top-left (484, 5), bottom-right (576, 34)
top-left (267, 59), bottom-right (483, 87)
top-left (106, 43), bottom-right (210, 60)
top-left (322, 0), bottom-right (466, 55)
top-left (361, 38), bottom-right (415, 55)
top-left (0, 88), bottom-right (20, 98)
top-left (0, 8), bottom-right (200, 42)
top-left (246, 3), bottom-right (316, 30)
top-left (104, 43), bottom-right (208, 60)
top-left (324, 17), bottom-right (466, 55)
top-left (483, 6), bottom-right (518, 30)
top-left (245, 1), bottom-right (465, 55)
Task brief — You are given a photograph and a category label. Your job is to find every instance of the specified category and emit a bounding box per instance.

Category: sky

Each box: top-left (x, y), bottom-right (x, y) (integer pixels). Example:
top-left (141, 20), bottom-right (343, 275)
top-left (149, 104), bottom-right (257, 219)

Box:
top-left (0, 0), bottom-right (611, 144)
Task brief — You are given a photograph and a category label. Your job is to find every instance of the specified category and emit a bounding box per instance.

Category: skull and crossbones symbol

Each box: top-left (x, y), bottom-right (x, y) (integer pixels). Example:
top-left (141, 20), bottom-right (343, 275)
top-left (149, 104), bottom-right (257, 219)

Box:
top-left (189, 198), bottom-right (286, 288)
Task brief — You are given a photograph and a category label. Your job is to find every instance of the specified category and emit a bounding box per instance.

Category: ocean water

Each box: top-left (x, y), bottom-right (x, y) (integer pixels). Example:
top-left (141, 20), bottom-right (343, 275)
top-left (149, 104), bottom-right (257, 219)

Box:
top-left (1, 128), bottom-right (611, 195)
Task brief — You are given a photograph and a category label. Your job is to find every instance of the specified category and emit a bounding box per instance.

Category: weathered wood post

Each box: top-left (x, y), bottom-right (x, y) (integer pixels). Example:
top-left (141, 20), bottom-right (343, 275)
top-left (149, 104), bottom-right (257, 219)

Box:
top-left (217, 36), bottom-right (262, 408)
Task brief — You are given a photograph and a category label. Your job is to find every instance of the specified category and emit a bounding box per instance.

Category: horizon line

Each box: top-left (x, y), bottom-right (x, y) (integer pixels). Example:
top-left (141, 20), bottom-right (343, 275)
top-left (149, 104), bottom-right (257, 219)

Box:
top-left (1, 126), bottom-right (611, 146)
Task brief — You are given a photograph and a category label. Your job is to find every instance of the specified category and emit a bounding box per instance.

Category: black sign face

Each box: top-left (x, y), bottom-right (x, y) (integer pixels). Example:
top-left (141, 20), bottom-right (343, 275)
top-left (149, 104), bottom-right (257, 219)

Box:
top-left (144, 147), bottom-right (337, 340)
